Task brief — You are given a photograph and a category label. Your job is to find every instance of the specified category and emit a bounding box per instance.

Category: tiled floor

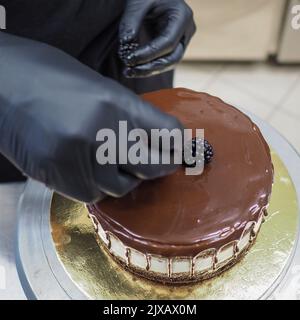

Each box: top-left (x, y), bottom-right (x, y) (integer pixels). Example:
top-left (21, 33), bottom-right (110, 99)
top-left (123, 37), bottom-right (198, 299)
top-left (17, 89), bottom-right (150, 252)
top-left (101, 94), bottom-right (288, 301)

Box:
top-left (175, 62), bottom-right (300, 153)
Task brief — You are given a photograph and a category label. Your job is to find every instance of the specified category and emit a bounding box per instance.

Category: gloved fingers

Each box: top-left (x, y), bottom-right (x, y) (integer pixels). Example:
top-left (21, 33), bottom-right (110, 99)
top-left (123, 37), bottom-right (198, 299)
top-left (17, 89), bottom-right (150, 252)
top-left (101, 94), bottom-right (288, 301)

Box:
top-left (119, 1), bottom-right (151, 44)
top-left (122, 162), bottom-right (180, 181)
top-left (124, 42), bottom-right (184, 78)
top-left (89, 190), bottom-right (107, 204)
top-left (95, 165), bottom-right (141, 198)
top-left (128, 103), bottom-right (184, 162)
top-left (120, 101), bottom-right (184, 176)
top-left (134, 100), bottom-right (184, 138)
top-left (125, 10), bottom-right (188, 66)
top-left (181, 19), bottom-right (197, 49)
top-left (120, 143), bottom-right (180, 180)
top-left (110, 171), bottom-right (141, 197)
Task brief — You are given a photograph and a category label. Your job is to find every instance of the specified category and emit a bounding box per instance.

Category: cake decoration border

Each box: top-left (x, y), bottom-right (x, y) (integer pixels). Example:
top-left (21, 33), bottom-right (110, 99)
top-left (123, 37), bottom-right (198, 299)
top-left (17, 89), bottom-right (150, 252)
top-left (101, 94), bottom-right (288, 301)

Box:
top-left (87, 206), bottom-right (268, 283)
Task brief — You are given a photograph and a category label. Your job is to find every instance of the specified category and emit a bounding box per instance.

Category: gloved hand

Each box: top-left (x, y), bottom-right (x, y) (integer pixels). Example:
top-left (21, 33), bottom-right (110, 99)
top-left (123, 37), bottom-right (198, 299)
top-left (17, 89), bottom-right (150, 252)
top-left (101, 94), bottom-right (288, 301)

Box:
top-left (119, 0), bottom-right (196, 78)
top-left (0, 32), bottom-right (183, 203)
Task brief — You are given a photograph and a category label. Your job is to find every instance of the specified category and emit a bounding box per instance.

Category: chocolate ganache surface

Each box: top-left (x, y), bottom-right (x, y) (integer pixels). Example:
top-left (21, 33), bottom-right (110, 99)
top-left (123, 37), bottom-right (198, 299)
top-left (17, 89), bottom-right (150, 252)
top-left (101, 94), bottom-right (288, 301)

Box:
top-left (89, 88), bottom-right (273, 257)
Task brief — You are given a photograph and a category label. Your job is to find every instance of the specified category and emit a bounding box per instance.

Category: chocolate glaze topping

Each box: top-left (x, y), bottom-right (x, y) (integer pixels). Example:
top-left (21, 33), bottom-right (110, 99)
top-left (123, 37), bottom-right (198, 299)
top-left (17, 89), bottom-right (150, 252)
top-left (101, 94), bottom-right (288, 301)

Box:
top-left (89, 88), bottom-right (273, 257)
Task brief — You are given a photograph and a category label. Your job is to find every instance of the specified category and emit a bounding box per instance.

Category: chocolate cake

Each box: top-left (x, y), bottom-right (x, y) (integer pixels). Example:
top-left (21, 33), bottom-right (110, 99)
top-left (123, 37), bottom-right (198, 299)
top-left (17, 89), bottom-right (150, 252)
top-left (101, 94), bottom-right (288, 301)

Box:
top-left (88, 88), bottom-right (274, 284)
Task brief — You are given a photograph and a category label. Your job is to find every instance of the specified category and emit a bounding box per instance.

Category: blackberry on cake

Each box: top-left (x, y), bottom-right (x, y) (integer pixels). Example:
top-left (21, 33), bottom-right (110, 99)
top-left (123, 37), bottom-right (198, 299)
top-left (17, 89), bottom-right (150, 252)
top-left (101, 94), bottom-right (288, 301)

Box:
top-left (204, 139), bottom-right (214, 164)
top-left (183, 137), bottom-right (214, 167)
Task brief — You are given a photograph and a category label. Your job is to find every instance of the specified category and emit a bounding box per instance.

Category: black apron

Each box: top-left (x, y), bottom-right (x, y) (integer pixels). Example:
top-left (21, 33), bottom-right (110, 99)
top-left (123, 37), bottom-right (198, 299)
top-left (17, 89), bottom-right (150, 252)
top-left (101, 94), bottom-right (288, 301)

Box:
top-left (0, 0), bottom-right (174, 181)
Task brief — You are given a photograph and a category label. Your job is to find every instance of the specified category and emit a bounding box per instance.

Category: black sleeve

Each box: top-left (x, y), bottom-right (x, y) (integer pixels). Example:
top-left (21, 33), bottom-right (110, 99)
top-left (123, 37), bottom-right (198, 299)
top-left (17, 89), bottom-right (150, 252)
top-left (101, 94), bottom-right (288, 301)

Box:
top-left (0, 0), bottom-right (125, 57)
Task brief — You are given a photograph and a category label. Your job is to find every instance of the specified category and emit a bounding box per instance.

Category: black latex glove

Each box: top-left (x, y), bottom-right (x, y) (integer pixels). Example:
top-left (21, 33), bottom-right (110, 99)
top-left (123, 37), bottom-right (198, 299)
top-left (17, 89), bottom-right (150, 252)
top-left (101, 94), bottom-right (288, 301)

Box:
top-left (0, 32), bottom-right (183, 203)
top-left (119, 0), bottom-right (196, 78)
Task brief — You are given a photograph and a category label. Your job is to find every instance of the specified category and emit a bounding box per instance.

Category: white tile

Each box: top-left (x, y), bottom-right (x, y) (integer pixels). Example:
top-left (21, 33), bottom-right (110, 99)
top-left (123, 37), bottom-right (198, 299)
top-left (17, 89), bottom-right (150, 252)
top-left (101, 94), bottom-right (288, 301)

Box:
top-left (204, 79), bottom-right (275, 119)
top-left (218, 63), bottom-right (300, 105)
top-left (269, 111), bottom-right (300, 153)
top-left (175, 62), bottom-right (223, 91)
top-left (281, 80), bottom-right (300, 117)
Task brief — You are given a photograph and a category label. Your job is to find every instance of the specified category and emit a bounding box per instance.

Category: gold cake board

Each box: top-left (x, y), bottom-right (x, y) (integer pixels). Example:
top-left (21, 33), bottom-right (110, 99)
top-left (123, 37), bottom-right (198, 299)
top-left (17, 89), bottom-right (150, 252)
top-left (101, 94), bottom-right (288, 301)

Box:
top-left (50, 150), bottom-right (298, 300)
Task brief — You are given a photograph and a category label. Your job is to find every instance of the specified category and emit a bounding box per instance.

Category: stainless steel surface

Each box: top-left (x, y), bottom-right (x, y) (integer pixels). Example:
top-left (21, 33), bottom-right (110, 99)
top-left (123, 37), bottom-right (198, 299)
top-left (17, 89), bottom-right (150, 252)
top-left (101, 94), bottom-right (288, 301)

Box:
top-left (15, 113), bottom-right (300, 300)
top-left (0, 182), bottom-right (26, 300)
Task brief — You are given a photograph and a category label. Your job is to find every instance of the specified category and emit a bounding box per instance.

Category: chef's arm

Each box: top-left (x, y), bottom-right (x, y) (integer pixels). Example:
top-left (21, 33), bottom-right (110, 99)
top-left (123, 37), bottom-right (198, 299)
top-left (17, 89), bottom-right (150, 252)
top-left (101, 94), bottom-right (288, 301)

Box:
top-left (0, 32), bottom-right (183, 203)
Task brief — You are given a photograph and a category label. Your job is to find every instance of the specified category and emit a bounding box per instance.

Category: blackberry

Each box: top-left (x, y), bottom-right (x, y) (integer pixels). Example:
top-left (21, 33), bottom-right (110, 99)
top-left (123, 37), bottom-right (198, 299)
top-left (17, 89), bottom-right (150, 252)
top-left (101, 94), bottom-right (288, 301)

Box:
top-left (204, 139), bottom-right (214, 164)
top-left (119, 42), bottom-right (139, 66)
top-left (183, 137), bottom-right (214, 167)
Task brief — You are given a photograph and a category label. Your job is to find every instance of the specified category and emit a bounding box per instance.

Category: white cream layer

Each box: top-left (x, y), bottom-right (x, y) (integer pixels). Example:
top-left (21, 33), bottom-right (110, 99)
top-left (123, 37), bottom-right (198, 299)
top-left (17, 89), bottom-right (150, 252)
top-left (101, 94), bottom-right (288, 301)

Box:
top-left (88, 209), bottom-right (266, 278)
